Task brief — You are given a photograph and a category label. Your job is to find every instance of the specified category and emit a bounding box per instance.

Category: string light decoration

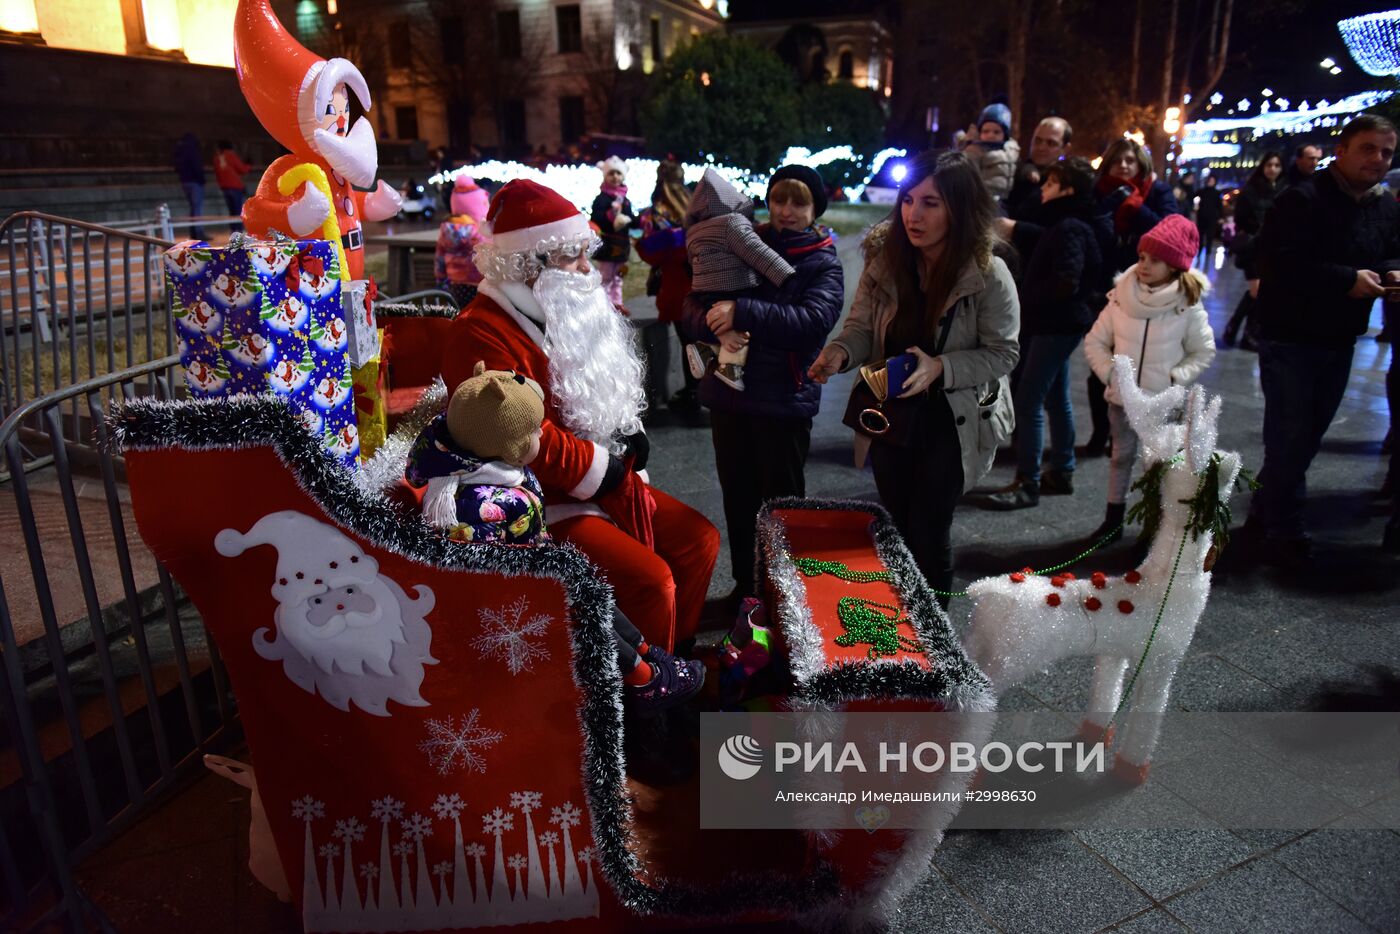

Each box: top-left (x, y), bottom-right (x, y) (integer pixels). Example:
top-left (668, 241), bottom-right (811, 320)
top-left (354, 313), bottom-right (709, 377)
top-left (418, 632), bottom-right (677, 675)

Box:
top-left (1180, 88), bottom-right (1397, 161)
top-left (429, 146), bottom-right (907, 209)
top-left (1339, 11), bottom-right (1400, 76)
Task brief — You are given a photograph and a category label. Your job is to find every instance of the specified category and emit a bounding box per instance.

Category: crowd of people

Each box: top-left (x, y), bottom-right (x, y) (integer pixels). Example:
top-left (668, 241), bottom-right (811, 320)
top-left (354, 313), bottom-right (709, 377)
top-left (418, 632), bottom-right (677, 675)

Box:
top-left (411, 110), bottom-right (1399, 715)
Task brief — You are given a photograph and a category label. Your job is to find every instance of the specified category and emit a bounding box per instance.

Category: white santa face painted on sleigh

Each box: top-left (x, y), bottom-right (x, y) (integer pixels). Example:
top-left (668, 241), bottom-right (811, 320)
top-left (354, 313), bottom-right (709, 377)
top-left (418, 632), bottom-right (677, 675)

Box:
top-left (215, 511), bottom-right (438, 717)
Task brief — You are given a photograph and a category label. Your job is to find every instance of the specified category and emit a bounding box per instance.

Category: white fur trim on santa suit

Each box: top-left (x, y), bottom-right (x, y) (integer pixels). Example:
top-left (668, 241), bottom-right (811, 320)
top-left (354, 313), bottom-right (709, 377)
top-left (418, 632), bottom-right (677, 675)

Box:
top-left (566, 442), bottom-right (612, 500)
top-left (487, 213), bottom-right (593, 255)
top-left (477, 281), bottom-right (546, 348)
top-left (363, 180), bottom-right (402, 222)
top-left (287, 183), bottom-right (331, 237)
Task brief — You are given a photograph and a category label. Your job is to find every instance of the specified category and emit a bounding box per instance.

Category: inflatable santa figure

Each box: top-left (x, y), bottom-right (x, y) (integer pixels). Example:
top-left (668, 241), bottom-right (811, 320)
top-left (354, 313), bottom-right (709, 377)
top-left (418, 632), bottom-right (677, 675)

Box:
top-left (442, 180), bottom-right (719, 651)
top-left (233, 0), bottom-right (401, 282)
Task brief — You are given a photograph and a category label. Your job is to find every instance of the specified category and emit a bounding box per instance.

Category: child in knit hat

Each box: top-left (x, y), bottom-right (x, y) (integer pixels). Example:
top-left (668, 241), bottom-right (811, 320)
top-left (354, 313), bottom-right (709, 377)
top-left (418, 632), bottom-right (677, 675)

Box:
top-left (959, 101), bottom-right (1022, 202)
top-left (435, 176), bottom-right (490, 308)
top-left (404, 362), bottom-right (705, 712)
top-left (1082, 214), bottom-right (1217, 544)
top-left (590, 156), bottom-right (640, 313)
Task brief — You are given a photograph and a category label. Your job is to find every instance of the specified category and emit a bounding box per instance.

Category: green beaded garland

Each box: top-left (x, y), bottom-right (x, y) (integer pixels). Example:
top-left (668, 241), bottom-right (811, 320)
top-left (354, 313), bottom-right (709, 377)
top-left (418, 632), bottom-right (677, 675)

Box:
top-left (832, 596), bottom-right (925, 660)
top-left (793, 557), bottom-right (892, 584)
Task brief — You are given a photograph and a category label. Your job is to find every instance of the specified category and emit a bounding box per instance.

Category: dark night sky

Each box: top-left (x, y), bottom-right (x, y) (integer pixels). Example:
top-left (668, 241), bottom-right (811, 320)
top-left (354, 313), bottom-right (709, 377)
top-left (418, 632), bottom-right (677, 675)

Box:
top-left (1215, 0), bottom-right (1394, 107)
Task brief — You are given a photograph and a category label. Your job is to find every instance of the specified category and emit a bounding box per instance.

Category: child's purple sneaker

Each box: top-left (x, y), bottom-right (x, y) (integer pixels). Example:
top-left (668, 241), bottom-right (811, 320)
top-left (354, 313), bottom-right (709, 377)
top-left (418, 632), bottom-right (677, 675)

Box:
top-left (627, 648), bottom-right (705, 713)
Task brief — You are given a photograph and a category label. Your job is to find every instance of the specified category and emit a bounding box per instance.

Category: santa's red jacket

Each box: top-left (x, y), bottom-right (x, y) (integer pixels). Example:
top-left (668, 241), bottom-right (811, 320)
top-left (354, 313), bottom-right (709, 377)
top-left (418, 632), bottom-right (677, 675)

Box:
top-left (441, 282), bottom-right (617, 522)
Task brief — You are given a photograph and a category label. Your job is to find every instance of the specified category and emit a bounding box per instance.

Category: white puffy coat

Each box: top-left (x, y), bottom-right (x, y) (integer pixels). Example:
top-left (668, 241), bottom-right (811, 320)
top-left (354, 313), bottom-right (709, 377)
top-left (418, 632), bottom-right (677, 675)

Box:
top-left (1083, 266), bottom-right (1216, 406)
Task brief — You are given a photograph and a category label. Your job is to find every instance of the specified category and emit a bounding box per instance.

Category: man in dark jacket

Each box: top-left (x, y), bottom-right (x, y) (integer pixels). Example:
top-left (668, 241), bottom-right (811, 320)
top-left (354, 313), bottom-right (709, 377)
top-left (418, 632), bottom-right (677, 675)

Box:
top-left (681, 164), bottom-right (843, 598)
top-left (1005, 116), bottom-right (1073, 222)
top-left (986, 157), bottom-right (1112, 509)
top-left (1244, 115), bottom-right (1400, 565)
top-left (1283, 142), bottom-right (1323, 190)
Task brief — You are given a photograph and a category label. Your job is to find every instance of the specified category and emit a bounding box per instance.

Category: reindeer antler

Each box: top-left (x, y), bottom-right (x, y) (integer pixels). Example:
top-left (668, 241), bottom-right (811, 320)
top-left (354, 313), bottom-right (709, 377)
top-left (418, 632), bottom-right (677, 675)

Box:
top-left (1112, 355), bottom-right (1186, 465)
top-left (1183, 385), bottom-right (1222, 474)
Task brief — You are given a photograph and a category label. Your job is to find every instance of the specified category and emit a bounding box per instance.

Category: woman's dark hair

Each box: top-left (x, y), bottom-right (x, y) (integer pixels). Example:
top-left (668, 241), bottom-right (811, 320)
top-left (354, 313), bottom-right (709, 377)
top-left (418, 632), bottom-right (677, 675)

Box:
top-left (1247, 151), bottom-right (1284, 188)
top-left (1096, 137), bottom-right (1152, 186)
top-left (883, 149), bottom-right (998, 350)
top-left (1043, 156), bottom-right (1097, 205)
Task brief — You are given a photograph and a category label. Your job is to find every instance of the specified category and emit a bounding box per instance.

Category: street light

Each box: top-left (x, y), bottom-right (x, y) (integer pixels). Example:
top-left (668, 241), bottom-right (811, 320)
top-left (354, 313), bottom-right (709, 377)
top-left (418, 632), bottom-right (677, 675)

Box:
top-left (1163, 106), bottom-right (1182, 135)
top-left (1321, 57), bottom-right (1337, 68)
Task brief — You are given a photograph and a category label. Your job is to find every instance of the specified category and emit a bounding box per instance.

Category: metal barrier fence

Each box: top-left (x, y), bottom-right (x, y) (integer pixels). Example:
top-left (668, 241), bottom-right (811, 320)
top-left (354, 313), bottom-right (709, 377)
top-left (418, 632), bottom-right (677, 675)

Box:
top-left (0, 356), bottom-right (240, 930)
top-left (0, 210), bottom-right (449, 929)
top-left (0, 209), bottom-right (236, 475)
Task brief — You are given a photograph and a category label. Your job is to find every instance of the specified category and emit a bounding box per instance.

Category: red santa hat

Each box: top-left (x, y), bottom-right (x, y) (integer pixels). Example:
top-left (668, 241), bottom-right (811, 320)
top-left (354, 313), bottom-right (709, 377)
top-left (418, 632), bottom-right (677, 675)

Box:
top-left (484, 179), bottom-right (593, 256)
top-left (233, 0), bottom-right (372, 159)
top-left (214, 510), bottom-right (378, 612)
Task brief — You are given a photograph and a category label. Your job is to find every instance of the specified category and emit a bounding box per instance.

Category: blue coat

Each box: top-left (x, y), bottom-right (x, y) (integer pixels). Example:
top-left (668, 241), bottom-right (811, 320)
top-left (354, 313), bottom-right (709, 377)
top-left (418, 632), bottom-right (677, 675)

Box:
top-left (682, 224), bottom-right (844, 419)
top-left (1097, 179), bottom-right (1181, 271)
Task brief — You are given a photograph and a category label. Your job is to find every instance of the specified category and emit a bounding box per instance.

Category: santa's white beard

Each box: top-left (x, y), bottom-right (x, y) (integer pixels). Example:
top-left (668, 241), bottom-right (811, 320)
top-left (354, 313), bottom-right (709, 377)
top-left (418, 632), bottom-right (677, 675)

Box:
top-left (535, 267), bottom-right (646, 450)
top-left (313, 117), bottom-right (378, 188)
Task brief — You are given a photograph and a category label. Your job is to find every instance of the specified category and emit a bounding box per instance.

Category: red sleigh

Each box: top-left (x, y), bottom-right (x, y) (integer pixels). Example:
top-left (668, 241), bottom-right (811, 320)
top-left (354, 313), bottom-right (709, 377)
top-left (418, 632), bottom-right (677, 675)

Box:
top-left (112, 396), bottom-right (993, 931)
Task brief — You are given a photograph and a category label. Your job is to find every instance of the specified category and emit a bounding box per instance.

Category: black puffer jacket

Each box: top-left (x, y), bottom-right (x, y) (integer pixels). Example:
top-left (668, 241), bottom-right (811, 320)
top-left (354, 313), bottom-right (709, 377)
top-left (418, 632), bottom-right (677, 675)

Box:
top-left (683, 224), bottom-right (844, 419)
top-left (1232, 176), bottom-right (1281, 278)
top-left (1257, 167), bottom-right (1400, 347)
top-left (1018, 195), bottom-right (1115, 336)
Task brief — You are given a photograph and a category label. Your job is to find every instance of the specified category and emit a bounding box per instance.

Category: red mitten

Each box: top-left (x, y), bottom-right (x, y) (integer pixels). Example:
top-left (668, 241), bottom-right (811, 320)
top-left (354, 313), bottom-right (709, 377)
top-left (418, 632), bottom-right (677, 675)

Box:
top-left (1116, 190), bottom-right (1146, 232)
top-left (596, 470), bottom-right (657, 549)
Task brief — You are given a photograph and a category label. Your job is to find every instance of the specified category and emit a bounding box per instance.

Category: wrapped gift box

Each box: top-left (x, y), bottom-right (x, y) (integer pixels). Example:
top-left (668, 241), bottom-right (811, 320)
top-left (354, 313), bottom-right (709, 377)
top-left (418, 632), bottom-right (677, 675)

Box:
top-left (165, 238), bottom-right (359, 469)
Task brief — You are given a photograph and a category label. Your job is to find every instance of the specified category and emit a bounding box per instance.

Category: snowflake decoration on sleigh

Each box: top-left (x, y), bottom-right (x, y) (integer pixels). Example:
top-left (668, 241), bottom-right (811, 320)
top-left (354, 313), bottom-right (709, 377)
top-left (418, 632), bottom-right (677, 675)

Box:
top-left (472, 596), bottom-right (553, 674)
top-left (418, 709), bottom-right (504, 776)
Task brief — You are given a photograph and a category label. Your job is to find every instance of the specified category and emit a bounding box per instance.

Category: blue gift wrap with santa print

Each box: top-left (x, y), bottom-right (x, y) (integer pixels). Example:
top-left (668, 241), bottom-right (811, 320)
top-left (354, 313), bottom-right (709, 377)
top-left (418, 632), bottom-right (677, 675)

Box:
top-left (164, 237), bottom-right (359, 469)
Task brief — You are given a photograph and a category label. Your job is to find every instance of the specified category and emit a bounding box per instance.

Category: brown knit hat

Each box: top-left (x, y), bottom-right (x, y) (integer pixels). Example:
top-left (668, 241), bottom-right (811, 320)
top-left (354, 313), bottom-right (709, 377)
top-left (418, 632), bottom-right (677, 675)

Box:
top-left (446, 361), bottom-right (546, 464)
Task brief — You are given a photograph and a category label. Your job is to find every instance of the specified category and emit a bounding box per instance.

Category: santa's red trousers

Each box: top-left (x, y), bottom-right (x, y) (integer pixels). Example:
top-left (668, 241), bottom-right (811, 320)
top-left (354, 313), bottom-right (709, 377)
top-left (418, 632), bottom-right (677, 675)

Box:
top-left (552, 488), bottom-right (719, 651)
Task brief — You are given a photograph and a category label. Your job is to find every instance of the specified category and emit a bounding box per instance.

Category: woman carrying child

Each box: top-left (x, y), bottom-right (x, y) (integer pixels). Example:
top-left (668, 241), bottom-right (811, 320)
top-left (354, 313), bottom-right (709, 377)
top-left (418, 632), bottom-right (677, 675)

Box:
top-left (682, 164), bottom-right (844, 602)
top-left (810, 150), bottom-right (1019, 604)
top-left (1082, 214), bottom-right (1216, 544)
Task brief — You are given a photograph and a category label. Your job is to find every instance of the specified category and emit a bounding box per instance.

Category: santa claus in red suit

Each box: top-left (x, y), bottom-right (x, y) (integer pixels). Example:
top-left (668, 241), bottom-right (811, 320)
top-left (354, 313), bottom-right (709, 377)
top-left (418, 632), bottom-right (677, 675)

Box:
top-left (232, 0), bottom-right (401, 281)
top-left (441, 180), bottom-right (719, 650)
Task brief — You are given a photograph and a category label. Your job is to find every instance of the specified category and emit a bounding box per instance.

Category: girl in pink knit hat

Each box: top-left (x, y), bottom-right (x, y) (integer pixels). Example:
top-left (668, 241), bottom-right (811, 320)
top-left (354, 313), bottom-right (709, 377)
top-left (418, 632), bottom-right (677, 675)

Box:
top-left (1081, 213), bottom-right (1216, 544)
top-left (434, 175), bottom-right (490, 308)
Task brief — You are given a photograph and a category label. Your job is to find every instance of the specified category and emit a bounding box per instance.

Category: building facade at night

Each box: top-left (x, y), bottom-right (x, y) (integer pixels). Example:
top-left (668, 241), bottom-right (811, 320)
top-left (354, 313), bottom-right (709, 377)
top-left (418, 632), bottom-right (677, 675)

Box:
top-left (288, 0), bottom-right (727, 159)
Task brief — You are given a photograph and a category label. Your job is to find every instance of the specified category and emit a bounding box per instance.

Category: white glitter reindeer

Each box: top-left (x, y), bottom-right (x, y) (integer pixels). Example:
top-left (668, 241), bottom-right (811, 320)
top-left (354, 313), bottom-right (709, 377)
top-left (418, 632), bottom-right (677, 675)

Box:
top-left (963, 356), bottom-right (1244, 783)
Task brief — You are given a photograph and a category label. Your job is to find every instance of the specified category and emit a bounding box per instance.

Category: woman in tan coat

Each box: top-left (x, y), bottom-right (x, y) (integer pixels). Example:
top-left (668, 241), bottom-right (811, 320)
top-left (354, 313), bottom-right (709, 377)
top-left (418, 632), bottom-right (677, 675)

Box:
top-left (810, 150), bottom-right (1019, 602)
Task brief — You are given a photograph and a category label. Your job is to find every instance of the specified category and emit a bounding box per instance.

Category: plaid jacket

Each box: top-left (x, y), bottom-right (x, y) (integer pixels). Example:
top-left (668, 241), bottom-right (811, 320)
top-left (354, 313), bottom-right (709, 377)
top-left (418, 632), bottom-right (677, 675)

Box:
top-left (684, 168), bottom-right (793, 294)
